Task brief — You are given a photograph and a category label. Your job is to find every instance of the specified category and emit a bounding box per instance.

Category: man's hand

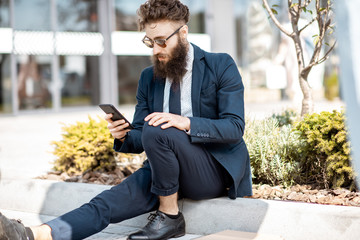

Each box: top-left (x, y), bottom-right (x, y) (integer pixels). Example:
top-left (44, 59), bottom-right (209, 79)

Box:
top-left (145, 112), bottom-right (190, 131)
top-left (104, 114), bottom-right (131, 141)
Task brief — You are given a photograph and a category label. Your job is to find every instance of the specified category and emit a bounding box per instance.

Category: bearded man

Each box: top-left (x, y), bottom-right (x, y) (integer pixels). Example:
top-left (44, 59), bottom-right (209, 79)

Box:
top-left (0, 0), bottom-right (252, 240)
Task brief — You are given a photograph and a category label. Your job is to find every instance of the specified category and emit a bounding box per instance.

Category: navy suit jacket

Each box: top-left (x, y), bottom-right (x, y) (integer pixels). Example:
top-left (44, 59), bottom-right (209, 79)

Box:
top-left (114, 44), bottom-right (252, 199)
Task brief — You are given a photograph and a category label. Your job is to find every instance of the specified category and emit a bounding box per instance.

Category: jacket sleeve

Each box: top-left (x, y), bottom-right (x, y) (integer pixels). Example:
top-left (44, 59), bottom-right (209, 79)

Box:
top-left (189, 54), bottom-right (245, 144)
top-left (113, 68), bottom-right (153, 153)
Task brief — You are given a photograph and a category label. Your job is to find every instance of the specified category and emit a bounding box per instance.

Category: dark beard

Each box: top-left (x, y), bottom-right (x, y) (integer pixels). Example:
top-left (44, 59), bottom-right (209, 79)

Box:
top-left (152, 38), bottom-right (188, 85)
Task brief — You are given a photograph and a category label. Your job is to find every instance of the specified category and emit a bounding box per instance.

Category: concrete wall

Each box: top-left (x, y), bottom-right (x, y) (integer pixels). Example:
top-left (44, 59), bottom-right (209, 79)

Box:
top-left (336, 0), bottom-right (360, 188)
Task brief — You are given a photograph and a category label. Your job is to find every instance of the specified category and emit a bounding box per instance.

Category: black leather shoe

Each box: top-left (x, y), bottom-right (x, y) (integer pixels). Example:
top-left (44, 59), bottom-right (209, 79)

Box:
top-left (127, 211), bottom-right (185, 240)
top-left (0, 212), bottom-right (33, 240)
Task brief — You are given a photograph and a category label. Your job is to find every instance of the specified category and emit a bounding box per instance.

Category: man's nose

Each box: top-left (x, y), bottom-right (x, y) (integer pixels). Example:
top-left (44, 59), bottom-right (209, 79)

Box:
top-left (152, 44), bottom-right (162, 55)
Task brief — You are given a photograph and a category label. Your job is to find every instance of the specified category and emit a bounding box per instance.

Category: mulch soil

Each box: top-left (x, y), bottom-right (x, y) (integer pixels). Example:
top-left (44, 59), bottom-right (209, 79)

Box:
top-left (37, 167), bottom-right (360, 207)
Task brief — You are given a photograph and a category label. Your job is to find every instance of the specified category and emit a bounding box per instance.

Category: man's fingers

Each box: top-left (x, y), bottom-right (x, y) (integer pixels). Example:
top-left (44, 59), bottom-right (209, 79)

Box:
top-left (104, 114), bottom-right (113, 122)
top-left (144, 112), bottom-right (159, 121)
top-left (108, 119), bottom-right (126, 129)
top-left (145, 113), bottom-right (188, 130)
top-left (111, 129), bottom-right (130, 139)
top-left (147, 113), bottom-right (166, 125)
top-left (160, 122), bottom-right (172, 129)
top-left (114, 119), bottom-right (126, 126)
top-left (110, 122), bottom-right (129, 132)
top-left (104, 112), bottom-right (132, 141)
top-left (152, 117), bottom-right (171, 127)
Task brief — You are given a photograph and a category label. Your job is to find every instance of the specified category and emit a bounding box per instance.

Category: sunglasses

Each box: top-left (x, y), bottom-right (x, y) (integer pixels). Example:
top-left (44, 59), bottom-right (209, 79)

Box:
top-left (142, 25), bottom-right (184, 48)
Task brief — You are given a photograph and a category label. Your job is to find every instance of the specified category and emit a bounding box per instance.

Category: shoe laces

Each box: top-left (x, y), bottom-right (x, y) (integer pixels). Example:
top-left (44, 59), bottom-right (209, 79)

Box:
top-left (146, 212), bottom-right (165, 227)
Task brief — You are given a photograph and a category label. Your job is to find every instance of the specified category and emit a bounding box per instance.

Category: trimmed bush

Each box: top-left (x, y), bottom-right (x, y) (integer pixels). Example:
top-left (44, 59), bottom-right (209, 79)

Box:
top-left (52, 116), bottom-right (117, 175)
top-left (294, 110), bottom-right (354, 189)
top-left (271, 109), bottom-right (299, 127)
top-left (244, 117), bottom-right (304, 187)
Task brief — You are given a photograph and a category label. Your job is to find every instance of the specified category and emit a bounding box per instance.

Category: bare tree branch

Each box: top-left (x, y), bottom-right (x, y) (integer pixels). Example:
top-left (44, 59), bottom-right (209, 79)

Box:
top-left (262, 0), bottom-right (292, 37)
top-left (317, 41), bottom-right (336, 64)
top-left (299, 17), bottom-right (316, 33)
top-left (308, 0), bottom-right (332, 66)
top-left (288, 0), bottom-right (300, 25)
top-left (303, 40), bottom-right (337, 72)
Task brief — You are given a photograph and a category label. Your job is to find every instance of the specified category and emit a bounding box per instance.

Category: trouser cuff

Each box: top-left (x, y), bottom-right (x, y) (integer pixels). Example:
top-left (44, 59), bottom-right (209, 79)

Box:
top-left (45, 217), bottom-right (72, 240)
top-left (151, 184), bottom-right (179, 196)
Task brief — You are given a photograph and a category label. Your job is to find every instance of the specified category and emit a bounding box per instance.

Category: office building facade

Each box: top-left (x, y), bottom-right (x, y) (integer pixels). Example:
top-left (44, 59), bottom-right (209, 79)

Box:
top-left (1, 0), bottom-right (302, 115)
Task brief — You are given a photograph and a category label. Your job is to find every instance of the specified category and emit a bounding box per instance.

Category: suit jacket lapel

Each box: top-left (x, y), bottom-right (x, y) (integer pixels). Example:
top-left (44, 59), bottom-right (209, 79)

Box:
top-left (191, 44), bottom-right (205, 117)
top-left (153, 76), bottom-right (165, 112)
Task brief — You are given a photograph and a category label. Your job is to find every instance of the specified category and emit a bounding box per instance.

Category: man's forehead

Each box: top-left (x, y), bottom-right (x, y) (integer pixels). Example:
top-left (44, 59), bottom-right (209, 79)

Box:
top-left (145, 21), bottom-right (177, 37)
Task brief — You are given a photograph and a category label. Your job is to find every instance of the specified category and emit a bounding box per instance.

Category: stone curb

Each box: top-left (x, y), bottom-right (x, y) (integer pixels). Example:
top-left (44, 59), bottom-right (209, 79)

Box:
top-left (1, 178), bottom-right (360, 240)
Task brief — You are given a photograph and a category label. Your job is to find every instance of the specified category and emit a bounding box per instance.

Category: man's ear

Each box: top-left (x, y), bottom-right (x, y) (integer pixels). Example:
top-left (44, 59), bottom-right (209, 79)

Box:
top-left (180, 25), bottom-right (188, 40)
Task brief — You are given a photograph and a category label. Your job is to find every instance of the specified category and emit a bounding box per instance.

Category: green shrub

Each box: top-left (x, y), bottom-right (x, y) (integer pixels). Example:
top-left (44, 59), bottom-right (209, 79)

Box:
top-left (244, 117), bottom-right (304, 187)
top-left (52, 116), bottom-right (117, 175)
top-left (271, 109), bottom-right (299, 127)
top-left (294, 110), bottom-right (354, 189)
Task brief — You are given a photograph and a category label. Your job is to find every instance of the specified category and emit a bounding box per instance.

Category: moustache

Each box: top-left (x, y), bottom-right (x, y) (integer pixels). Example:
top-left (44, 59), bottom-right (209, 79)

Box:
top-left (154, 54), bottom-right (168, 59)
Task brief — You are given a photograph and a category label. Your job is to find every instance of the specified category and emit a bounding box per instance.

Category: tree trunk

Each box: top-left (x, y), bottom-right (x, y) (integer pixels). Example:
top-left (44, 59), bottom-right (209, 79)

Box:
top-left (299, 75), bottom-right (314, 116)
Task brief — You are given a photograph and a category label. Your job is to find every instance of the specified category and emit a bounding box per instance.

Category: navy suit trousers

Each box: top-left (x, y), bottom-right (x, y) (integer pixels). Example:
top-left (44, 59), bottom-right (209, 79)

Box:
top-left (46, 123), bottom-right (230, 240)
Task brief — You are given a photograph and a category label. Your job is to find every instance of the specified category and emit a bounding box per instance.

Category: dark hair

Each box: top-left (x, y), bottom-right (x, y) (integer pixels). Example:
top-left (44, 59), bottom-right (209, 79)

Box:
top-left (137, 0), bottom-right (189, 31)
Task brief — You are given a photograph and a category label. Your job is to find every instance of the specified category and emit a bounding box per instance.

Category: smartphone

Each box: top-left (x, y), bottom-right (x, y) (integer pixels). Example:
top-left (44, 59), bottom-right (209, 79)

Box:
top-left (99, 104), bottom-right (134, 130)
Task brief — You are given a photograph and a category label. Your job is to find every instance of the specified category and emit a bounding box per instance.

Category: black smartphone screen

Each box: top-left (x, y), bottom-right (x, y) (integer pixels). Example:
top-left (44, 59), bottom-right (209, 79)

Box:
top-left (99, 104), bottom-right (134, 129)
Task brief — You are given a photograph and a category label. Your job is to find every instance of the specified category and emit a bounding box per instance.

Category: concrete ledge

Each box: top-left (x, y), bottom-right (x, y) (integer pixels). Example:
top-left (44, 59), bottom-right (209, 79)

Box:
top-left (1, 179), bottom-right (360, 240)
top-left (182, 198), bottom-right (360, 239)
top-left (0, 178), bottom-right (110, 216)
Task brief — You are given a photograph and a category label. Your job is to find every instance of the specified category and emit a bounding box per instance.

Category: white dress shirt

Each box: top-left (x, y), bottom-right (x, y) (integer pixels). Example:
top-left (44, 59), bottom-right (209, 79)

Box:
top-left (163, 44), bottom-right (194, 117)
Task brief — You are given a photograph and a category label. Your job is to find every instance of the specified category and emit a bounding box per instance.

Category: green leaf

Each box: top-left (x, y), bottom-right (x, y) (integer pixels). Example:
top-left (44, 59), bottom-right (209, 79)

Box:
top-left (313, 35), bottom-right (320, 45)
top-left (271, 8), bottom-right (278, 15)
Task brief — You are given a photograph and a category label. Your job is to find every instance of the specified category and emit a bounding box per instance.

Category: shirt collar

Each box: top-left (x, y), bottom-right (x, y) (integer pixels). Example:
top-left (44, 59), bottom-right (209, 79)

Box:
top-left (185, 43), bottom-right (194, 72)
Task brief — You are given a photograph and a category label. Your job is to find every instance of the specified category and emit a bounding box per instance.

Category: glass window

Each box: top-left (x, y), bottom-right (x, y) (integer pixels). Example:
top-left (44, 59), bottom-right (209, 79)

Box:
top-left (14, 0), bottom-right (51, 31)
top-left (60, 55), bottom-right (100, 107)
top-left (0, 0), bottom-right (10, 28)
top-left (114, 0), bottom-right (206, 33)
top-left (114, 0), bottom-right (145, 31)
top-left (182, 0), bottom-right (205, 33)
top-left (56, 0), bottom-right (99, 32)
top-left (17, 55), bottom-right (52, 110)
top-left (0, 54), bottom-right (12, 113)
top-left (234, 0), bottom-right (250, 66)
top-left (117, 56), bottom-right (151, 104)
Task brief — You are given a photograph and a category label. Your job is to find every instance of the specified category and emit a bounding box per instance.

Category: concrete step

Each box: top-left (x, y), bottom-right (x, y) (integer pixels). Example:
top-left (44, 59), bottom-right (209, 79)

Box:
top-left (0, 209), bottom-right (200, 240)
top-left (1, 178), bottom-right (360, 240)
